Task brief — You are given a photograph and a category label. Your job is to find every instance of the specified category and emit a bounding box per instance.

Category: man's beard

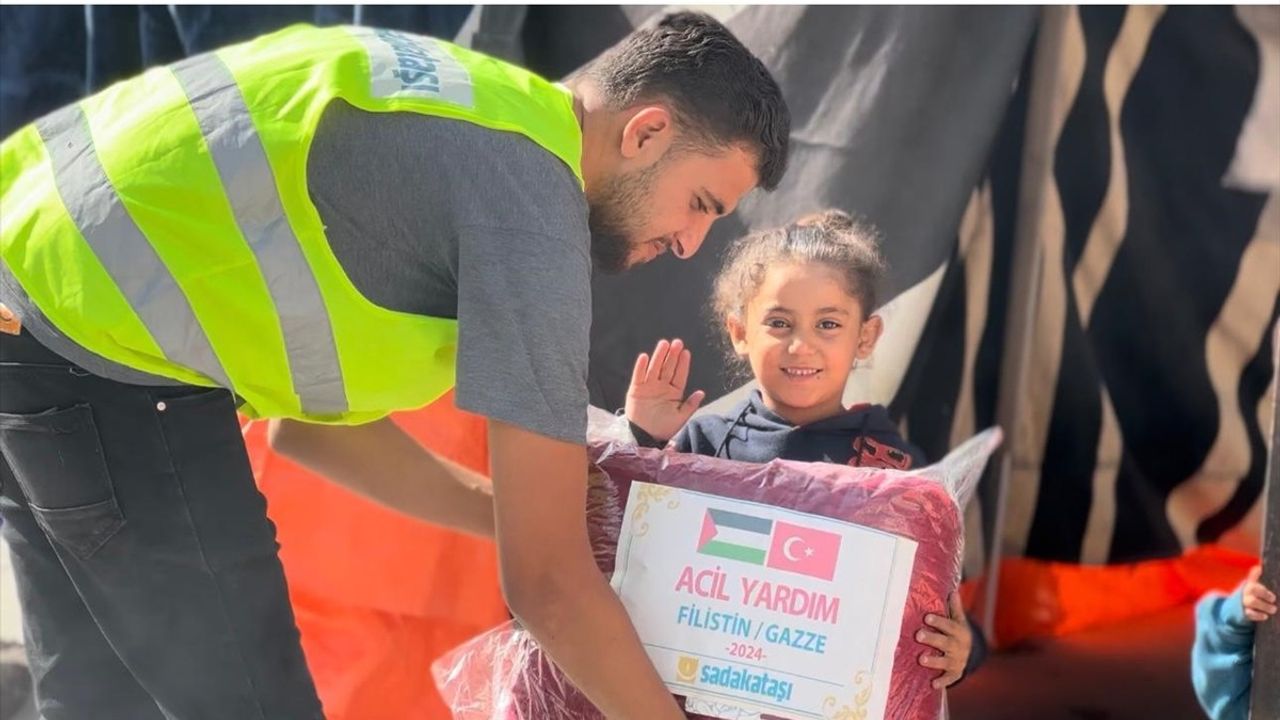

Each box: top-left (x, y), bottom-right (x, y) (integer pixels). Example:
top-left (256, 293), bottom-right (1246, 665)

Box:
top-left (587, 163), bottom-right (658, 275)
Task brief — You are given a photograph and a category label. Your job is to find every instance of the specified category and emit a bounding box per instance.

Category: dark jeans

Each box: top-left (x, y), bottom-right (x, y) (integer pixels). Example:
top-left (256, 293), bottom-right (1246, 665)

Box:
top-left (0, 329), bottom-right (322, 720)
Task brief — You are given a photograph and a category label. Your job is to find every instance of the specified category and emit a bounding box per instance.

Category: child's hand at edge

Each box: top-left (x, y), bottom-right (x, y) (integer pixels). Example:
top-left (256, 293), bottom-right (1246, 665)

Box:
top-left (1242, 565), bottom-right (1278, 623)
top-left (915, 592), bottom-right (972, 689)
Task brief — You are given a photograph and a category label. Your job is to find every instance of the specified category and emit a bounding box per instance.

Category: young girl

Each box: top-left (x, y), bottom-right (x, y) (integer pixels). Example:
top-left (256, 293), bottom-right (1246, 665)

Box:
top-left (625, 209), bottom-right (977, 688)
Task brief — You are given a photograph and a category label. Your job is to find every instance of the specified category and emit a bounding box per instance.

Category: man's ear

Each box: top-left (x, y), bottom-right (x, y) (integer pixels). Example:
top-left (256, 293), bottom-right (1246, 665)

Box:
top-left (856, 315), bottom-right (884, 360)
top-left (619, 105), bottom-right (674, 163)
top-left (727, 315), bottom-right (749, 357)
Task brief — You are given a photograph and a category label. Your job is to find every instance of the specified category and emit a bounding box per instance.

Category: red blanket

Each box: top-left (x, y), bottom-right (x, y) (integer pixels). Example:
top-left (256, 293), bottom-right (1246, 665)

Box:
top-left (435, 443), bottom-right (967, 720)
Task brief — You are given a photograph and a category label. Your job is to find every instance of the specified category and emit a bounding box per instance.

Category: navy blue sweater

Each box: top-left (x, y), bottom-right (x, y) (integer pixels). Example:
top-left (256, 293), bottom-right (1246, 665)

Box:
top-left (635, 389), bottom-right (926, 470)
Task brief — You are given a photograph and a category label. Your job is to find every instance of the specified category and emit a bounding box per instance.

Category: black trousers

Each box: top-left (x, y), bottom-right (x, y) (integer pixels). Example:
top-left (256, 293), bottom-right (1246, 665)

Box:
top-left (0, 329), bottom-right (323, 720)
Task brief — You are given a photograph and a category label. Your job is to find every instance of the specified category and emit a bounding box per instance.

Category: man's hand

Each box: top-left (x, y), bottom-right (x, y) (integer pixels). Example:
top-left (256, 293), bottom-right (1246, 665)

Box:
top-left (915, 593), bottom-right (973, 689)
top-left (267, 418), bottom-right (495, 537)
top-left (488, 420), bottom-right (685, 720)
top-left (625, 338), bottom-right (705, 443)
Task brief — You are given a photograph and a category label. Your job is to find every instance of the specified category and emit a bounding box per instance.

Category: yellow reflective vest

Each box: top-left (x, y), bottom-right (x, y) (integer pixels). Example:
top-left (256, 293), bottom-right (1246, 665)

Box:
top-left (0, 24), bottom-right (584, 423)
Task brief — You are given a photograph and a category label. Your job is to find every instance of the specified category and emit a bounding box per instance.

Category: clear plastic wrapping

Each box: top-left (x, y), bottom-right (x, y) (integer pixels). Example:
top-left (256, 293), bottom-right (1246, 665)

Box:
top-left (434, 409), bottom-right (1000, 720)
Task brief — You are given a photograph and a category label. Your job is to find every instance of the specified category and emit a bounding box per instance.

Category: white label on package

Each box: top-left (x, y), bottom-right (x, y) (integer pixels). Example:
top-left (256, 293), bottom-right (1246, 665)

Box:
top-left (610, 482), bottom-right (917, 719)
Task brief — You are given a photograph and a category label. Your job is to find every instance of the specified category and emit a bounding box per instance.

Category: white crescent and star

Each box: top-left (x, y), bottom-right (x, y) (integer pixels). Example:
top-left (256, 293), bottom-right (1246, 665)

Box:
top-left (781, 536), bottom-right (813, 562)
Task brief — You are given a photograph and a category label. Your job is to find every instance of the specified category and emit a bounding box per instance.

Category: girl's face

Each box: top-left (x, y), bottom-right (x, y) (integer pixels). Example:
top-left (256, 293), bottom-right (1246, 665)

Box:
top-left (727, 262), bottom-right (883, 426)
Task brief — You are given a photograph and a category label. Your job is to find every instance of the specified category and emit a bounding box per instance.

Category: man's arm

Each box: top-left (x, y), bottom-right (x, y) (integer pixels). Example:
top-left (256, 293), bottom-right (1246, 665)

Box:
top-left (267, 418), bottom-right (495, 538)
top-left (489, 419), bottom-right (685, 720)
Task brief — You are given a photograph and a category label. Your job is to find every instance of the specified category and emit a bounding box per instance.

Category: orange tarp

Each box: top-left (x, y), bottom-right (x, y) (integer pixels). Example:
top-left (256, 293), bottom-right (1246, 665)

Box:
top-left (980, 544), bottom-right (1257, 647)
top-left (243, 392), bottom-right (506, 720)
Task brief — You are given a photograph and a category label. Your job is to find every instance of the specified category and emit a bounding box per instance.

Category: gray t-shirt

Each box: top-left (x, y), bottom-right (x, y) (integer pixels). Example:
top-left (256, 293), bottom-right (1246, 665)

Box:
top-left (4, 101), bottom-right (592, 444)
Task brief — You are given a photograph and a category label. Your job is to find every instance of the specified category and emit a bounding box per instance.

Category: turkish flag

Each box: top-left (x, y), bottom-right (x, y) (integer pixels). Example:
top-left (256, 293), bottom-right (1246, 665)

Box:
top-left (765, 520), bottom-right (842, 581)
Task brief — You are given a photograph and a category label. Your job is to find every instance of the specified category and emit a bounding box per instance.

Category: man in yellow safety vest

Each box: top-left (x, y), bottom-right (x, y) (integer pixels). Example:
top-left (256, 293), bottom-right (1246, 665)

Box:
top-left (0, 12), bottom-right (789, 719)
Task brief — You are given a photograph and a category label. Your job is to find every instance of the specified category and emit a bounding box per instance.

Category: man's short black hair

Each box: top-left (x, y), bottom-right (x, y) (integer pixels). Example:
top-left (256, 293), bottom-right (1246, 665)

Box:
top-left (582, 11), bottom-right (790, 191)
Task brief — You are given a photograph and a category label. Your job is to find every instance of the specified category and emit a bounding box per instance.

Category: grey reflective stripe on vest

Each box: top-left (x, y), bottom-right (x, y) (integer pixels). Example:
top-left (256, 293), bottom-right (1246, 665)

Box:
top-left (172, 52), bottom-right (349, 416)
top-left (35, 104), bottom-right (233, 391)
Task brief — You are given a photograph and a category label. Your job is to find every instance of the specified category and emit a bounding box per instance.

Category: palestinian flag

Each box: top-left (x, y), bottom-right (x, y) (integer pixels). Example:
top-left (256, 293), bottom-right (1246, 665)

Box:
top-left (697, 508), bottom-right (773, 565)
